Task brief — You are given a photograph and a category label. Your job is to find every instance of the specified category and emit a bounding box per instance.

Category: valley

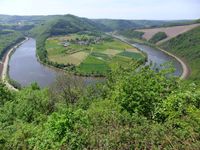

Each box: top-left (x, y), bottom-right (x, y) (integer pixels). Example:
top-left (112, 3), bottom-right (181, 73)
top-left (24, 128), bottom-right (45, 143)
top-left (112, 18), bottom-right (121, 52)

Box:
top-left (0, 12), bottom-right (200, 149)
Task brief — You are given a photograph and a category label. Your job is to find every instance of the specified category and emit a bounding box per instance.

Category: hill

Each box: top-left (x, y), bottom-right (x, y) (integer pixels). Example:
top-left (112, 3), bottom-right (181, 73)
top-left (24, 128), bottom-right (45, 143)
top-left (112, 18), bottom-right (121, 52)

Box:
top-left (93, 19), bottom-right (194, 31)
top-left (29, 15), bottom-right (106, 62)
top-left (161, 26), bottom-right (200, 81)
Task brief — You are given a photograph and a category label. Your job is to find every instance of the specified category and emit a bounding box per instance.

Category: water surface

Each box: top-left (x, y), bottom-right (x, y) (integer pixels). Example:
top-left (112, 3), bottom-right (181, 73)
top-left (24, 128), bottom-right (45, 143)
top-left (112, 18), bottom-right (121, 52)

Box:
top-left (9, 38), bottom-right (59, 87)
top-left (133, 43), bottom-right (183, 76)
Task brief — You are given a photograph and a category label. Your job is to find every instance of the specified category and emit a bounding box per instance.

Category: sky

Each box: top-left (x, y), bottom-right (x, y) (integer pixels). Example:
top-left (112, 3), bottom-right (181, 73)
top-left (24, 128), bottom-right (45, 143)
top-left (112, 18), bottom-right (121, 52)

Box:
top-left (0, 0), bottom-right (199, 20)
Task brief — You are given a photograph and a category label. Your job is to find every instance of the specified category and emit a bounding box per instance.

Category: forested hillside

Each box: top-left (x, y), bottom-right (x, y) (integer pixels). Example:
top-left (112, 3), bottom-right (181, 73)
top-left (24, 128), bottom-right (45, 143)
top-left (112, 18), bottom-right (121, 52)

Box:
top-left (0, 30), bottom-right (24, 60)
top-left (161, 26), bottom-right (200, 81)
top-left (1, 64), bottom-right (200, 149)
top-left (93, 19), bottom-right (194, 31)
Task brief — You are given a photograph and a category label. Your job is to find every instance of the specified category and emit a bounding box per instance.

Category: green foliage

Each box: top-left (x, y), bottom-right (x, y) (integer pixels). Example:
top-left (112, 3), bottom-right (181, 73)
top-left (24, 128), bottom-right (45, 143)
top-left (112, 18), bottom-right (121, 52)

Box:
top-left (1, 14), bottom-right (200, 149)
top-left (0, 82), bottom-right (13, 106)
top-left (1, 64), bottom-right (200, 149)
top-left (0, 30), bottom-right (24, 60)
top-left (149, 32), bottom-right (167, 43)
top-left (118, 29), bottom-right (144, 39)
top-left (32, 108), bottom-right (89, 150)
top-left (107, 65), bottom-right (178, 119)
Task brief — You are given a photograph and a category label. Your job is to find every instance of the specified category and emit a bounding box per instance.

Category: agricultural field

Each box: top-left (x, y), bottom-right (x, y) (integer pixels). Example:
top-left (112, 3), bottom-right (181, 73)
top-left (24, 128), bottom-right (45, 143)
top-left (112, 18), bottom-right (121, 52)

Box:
top-left (136, 23), bottom-right (200, 44)
top-left (45, 33), bottom-right (145, 75)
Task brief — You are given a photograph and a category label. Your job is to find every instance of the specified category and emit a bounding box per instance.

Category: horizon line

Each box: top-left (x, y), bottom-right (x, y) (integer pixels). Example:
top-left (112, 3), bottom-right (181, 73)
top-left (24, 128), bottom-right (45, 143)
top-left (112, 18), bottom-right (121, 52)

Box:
top-left (0, 13), bottom-right (199, 21)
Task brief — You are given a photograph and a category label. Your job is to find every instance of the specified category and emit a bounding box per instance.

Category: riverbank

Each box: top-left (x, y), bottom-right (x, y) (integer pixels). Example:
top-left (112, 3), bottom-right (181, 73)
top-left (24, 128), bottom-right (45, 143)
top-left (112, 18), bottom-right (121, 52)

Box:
top-left (156, 47), bottom-right (190, 79)
top-left (112, 33), bottom-right (190, 80)
top-left (1, 37), bottom-right (28, 91)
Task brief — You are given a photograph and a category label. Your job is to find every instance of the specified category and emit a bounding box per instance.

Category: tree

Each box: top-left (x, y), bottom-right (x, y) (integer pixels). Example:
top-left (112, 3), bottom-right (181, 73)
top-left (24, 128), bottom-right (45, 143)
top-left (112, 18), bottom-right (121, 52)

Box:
top-left (0, 82), bottom-right (13, 106)
top-left (107, 65), bottom-right (178, 119)
top-left (49, 74), bottom-right (85, 105)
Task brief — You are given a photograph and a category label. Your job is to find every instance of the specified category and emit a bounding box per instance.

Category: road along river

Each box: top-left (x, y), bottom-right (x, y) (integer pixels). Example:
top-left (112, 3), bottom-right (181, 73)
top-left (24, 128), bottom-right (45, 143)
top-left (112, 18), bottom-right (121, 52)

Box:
top-left (8, 37), bottom-right (184, 88)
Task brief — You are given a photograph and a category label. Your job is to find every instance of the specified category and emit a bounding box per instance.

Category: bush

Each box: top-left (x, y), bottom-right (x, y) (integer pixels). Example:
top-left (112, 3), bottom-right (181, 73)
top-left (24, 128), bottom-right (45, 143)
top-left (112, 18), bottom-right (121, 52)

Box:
top-left (149, 32), bottom-right (167, 43)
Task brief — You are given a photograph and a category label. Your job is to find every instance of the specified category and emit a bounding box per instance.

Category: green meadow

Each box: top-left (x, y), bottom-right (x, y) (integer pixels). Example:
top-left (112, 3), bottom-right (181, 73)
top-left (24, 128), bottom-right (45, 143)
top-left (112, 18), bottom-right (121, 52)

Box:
top-left (45, 33), bottom-right (144, 75)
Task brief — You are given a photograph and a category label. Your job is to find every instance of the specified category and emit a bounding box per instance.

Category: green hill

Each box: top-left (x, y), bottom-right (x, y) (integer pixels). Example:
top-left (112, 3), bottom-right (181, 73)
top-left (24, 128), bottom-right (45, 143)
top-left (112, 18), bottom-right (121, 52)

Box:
top-left (30, 15), bottom-right (105, 62)
top-left (93, 19), bottom-right (194, 31)
top-left (161, 26), bottom-right (200, 81)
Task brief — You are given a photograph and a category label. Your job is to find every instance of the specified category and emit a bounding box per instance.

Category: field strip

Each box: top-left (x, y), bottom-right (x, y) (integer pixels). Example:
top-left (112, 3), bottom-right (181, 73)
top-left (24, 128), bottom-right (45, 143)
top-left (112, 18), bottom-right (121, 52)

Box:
top-left (126, 48), bottom-right (141, 53)
top-left (66, 51), bottom-right (89, 65)
top-left (102, 49), bottom-right (122, 56)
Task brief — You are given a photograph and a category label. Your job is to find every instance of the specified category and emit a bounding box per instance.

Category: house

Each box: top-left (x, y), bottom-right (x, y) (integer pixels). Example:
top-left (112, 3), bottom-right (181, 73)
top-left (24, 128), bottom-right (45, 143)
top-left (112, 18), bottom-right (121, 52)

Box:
top-left (64, 42), bottom-right (70, 47)
top-left (78, 41), bottom-right (88, 45)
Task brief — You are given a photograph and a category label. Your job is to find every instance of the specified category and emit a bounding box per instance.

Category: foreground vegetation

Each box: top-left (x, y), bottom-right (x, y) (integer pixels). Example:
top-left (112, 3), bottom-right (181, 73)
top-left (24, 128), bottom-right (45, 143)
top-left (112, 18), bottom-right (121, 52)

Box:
top-left (0, 64), bottom-right (200, 149)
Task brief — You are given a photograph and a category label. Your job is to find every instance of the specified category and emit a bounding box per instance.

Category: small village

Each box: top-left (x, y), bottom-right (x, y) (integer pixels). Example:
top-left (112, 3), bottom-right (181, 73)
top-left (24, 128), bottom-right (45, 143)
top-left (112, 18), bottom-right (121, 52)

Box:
top-left (61, 36), bottom-right (102, 47)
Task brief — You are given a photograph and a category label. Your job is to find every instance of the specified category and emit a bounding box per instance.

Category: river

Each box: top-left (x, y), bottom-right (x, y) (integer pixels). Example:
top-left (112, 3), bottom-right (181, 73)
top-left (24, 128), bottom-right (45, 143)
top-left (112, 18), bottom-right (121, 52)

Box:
top-left (133, 43), bottom-right (183, 76)
top-left (8, 38), bottom-right (183, 87)
top-left (9, 38), bottom-right (59, 87)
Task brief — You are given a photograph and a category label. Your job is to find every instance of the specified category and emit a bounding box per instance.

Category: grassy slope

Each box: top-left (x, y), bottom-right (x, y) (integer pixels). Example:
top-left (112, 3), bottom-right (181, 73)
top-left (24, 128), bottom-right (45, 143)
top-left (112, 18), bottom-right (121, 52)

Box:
top-left (161, 26), bottom-right (200, 81)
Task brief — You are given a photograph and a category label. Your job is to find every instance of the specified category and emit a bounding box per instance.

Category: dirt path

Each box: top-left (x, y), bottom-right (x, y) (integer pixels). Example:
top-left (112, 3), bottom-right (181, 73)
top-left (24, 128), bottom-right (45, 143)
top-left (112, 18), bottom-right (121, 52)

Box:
top-left (1, 37), bottom-right (28, 91)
